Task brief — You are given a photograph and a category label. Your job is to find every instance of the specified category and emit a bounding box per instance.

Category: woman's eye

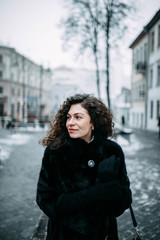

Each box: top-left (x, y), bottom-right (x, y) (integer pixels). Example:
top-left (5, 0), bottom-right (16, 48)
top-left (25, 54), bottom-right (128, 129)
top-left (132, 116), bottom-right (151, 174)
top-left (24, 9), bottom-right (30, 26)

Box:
top-left (67, 116), bottom-right (70, 120)
top-left (76, 116), bottom-right (81, 119)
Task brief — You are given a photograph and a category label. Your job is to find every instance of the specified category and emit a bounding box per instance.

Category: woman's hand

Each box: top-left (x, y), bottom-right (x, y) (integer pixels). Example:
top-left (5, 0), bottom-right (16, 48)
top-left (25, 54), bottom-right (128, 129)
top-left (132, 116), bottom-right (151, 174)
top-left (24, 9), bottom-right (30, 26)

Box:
top-left (97, 155), bottom-right (121, 182)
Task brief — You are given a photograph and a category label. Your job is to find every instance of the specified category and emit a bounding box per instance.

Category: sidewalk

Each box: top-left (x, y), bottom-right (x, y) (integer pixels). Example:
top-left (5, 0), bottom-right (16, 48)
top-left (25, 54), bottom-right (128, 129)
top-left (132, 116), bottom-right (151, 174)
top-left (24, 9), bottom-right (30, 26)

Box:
top-left (0, 127), bottom-right (47, 240)
top-left (132, 127), bottom-right (160, 142)
top-left (0, 127), bottom-right (10, 137)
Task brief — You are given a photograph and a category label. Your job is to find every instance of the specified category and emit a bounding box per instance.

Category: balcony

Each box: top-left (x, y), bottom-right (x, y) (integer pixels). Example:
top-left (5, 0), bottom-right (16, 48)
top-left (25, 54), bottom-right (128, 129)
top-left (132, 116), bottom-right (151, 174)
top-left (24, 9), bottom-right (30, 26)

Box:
top-left (0, 94), bottom-right (7, 102)
top-left (139, 90), bottom-right (145, 99)
top-left (136, 62), bottom-right (146, 74)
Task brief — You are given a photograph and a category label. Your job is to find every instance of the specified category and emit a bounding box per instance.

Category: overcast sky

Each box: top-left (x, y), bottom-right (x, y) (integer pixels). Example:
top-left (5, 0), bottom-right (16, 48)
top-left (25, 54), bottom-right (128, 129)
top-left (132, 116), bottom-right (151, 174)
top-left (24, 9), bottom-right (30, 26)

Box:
top-left (0, 0), bottom-right (160, 94)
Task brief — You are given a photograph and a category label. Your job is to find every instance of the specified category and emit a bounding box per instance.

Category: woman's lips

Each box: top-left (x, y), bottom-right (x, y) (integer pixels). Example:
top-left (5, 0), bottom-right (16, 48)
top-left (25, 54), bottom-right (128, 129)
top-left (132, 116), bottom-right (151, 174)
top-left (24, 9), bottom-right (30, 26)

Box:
top-left (68, 129), bottom-right (78, 133)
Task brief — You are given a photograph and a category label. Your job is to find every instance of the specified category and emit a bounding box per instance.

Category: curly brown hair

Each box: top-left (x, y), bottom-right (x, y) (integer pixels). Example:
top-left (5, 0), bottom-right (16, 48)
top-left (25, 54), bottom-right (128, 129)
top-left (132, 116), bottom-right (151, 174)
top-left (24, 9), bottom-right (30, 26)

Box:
top-left (40, 93), bottom-right (114, 149)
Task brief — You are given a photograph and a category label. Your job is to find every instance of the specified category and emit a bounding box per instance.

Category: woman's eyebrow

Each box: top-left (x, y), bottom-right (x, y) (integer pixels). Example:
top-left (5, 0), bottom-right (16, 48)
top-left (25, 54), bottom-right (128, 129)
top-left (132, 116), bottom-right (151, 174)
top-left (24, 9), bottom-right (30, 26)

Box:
top-left (67, 112), bottom-right (84, 116)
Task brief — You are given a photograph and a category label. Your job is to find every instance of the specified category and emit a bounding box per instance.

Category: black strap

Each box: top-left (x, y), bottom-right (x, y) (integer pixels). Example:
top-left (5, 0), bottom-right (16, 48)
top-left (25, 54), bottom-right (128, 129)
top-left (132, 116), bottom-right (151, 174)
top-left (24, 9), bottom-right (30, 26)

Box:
top-left (129, 205), bottom-right (142, 240)
top-left (129, 205), bottom-right (137, 227)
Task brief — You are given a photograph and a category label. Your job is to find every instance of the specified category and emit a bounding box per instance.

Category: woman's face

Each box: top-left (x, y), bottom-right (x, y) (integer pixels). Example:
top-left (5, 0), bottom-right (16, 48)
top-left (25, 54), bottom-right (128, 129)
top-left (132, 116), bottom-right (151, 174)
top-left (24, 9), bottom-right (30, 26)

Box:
top-left (66, 103), bottom-right (94, 142)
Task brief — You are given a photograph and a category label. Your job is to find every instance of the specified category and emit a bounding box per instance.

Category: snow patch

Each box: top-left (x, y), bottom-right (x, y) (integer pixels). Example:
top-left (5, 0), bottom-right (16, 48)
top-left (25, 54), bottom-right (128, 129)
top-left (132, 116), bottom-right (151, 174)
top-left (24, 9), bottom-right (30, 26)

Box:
top-left (0, 133), bottom-right (32, 165)
top-left (0, 134), bottom-right (32, 146)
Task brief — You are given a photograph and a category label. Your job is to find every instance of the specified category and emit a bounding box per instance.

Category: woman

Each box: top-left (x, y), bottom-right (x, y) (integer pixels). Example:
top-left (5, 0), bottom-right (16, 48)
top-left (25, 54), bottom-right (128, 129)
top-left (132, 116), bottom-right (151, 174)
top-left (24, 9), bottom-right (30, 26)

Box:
top-left (36, 93), bottom-right (132, 240)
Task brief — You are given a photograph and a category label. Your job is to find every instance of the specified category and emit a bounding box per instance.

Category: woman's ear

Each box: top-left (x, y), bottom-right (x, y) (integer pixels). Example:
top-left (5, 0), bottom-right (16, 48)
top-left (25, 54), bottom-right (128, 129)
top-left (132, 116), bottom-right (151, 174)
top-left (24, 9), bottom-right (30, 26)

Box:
top-left (91, 123), bottom-right (94, 130)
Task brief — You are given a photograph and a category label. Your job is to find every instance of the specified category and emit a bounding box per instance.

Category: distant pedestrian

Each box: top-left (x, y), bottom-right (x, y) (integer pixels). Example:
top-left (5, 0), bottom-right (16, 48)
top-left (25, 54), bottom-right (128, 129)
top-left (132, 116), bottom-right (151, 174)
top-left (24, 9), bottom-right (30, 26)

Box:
top-left (1, 118), bottom-right (5, 128)
top-left (6, 120), bottom-right (12, 129)
top-left (36, 93), bottom-right (132, 240)
top-left (158, 115), bottom-right (160, 139)
top-left (121, 115), bottom-right (125, 127)
top-left (6, 119), bottom-right (15, 134)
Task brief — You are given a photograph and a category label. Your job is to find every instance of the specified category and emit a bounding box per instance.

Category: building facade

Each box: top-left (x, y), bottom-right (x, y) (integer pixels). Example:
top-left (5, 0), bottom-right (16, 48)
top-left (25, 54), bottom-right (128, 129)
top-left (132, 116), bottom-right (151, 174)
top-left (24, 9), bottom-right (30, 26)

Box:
top-left (0, 46), bottom-right (52, 126)
top-left (147, 14), bottom-right (160, 130)
top-left (129, 9), bottom-right (160, 131)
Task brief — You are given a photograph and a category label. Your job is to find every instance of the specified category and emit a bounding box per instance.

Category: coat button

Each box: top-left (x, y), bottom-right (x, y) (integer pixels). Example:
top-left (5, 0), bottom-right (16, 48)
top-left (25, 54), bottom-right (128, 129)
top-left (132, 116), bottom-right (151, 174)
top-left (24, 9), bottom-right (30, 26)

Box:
top-left (88, 160), bottom-right (95, 168)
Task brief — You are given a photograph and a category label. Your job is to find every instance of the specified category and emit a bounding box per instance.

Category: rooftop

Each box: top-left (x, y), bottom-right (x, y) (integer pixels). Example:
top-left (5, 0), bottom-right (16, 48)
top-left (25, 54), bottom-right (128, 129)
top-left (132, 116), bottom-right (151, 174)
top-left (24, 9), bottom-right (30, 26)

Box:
top-left (129, 8), bottom-right (160, 48)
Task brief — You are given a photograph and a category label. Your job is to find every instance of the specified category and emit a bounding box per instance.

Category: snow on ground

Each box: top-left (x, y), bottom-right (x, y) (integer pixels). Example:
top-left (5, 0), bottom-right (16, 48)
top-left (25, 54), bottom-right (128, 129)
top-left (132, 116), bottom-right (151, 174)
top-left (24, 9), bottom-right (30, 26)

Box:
top-left (0, 133), bottom-right (32, 146)
top-left (0, 133), bottom-right (33, 167)
top-left (0, 124), bottom-right (49, 168)
top-left (0, 145), bottom-right (11, 164)
top-left (0, 125), bottom-right (49, 166)
top-left (116, 133), bottom-right (153, 156)
top-left (19, 124), bottom-right (49, 132)
top-left (116, 133), bottom-right (160, 211)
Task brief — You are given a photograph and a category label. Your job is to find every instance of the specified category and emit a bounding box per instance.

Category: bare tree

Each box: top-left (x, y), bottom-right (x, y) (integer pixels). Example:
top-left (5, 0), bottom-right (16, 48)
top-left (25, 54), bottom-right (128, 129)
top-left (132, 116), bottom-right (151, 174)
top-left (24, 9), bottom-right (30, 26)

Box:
top-left (60, 0), bottom-right (101, 98)
top-left (61, 0), bottom-right (134, 107)
top-left (97, 0), bottom-right (133, 108)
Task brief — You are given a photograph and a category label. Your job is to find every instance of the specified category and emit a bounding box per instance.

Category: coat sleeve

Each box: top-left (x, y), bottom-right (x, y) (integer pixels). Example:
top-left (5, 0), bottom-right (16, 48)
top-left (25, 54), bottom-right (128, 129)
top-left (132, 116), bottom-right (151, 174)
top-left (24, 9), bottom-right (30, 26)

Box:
top-left (56, 180), bottom-right (122, 216)
top-left (36, 146), bottom-right (60, 220)
top-left (109, 143), bottom-right (132, 217)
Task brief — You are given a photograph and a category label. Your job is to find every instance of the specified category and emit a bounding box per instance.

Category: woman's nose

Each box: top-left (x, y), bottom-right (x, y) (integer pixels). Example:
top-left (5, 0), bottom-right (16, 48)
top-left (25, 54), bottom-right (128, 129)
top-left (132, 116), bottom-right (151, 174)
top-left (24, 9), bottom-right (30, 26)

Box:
top-left (69, 117), bottom-right (75, 125)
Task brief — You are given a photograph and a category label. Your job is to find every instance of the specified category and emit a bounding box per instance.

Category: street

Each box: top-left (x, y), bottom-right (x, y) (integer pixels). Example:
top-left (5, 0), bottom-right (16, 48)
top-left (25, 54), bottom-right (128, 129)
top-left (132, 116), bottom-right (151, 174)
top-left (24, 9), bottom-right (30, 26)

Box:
top-left (0, 127), bottom-right (160, 240)
top-left (116, 130), bottom-right (160, 239)
top-left (0, 127), bottom-right (46, 240)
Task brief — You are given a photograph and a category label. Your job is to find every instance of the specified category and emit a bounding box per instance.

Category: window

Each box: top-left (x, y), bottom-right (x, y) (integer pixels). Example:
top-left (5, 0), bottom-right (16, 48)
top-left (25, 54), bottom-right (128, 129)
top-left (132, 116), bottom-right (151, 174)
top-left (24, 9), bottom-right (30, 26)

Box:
top-left (139, 85), bottom-right (145, 99)
top-left (137, 113), bottom-right (139, 126)
top-left (0, 71), bottom-right (2, 79)
top-left (0, 87), bottom-right (3, 94)
top-left (140, 46), bottom-right (143, 62)
top-left (0, 55), bottom-right (2, 64)
top-left (144, 43), bottom-right (147, 61)
top-left (150, 100), bottom-right (154, 119)
top-left (0, 104), bottom-right (4, 116)
top-left (11, 88), bottom-right (15, 96)
top-left (132, 52), bottom-right (135, 66)
top-left (141, 113), bottom-right (143, 128)
top-left (149, 69), bottom-right (153, 88)
top-left (150, 31), bottom-right (154, 52)
top-left (17, 102), bottom-right (20, 114)
top-left (17, 88), bottom-right (21, 97)
top-left (136, 87), bottom-right (139, 100)
top-left (157, 65), bottom-right (160, 86)
top-left (158, 25), bottom-right (160, 48)
top-left (137, 49), bottom-right (140, 62)
top-left (11, 104), bottom-right (14, 118)
top-left (132, 113), bottom-right (135, 125)
top-left (157, 100), bottom-right (160, 118)
top-left (139, 86), bottom-right (142, 100)
top-left (142, 85), bottom-right (145, 99)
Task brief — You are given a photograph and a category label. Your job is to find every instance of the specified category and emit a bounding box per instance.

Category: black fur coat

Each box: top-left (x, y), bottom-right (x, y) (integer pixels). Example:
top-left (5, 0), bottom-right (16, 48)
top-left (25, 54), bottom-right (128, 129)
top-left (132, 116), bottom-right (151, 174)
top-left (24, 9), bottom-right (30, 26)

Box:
top-left (36, 135), bottom-right (132, 240)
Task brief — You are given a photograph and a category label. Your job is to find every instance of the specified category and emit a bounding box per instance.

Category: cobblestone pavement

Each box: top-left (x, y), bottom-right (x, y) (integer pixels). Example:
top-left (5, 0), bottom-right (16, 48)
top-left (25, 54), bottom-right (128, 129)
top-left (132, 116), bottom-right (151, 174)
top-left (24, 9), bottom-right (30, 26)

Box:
top-left (0, 128), bottom-right (46, 240)
top-left (0, 127), bottom-right (160, 240)
top-left (117, 130), bottom-right (160, 240)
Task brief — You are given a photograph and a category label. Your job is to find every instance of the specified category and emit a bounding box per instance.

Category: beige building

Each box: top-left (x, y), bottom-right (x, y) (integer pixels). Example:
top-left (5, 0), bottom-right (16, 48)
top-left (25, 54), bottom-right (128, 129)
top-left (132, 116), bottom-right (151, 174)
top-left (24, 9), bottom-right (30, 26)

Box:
top-left (0, 45), bottom-right (52, 126)
top-left (129, 9), bottom-right (160, 131)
